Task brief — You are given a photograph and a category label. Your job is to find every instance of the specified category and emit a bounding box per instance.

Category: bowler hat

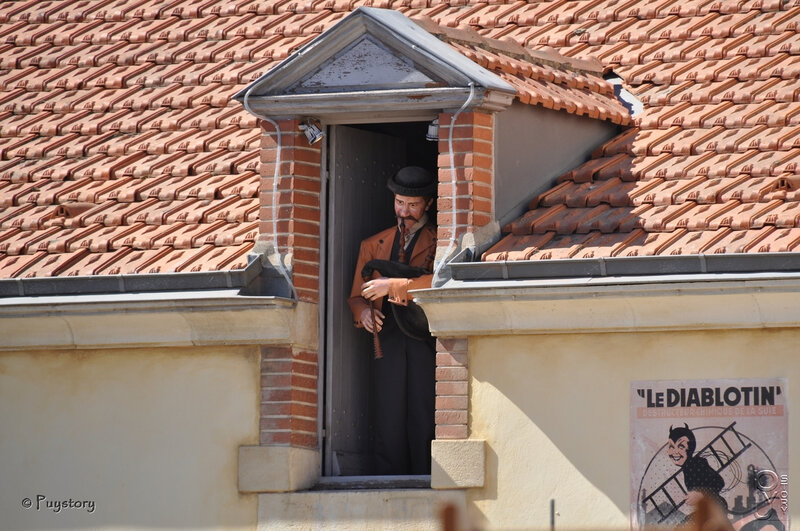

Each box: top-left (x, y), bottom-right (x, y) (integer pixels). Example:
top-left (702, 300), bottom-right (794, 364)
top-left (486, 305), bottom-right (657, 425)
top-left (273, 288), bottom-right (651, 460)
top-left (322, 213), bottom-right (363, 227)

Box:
top-left (387, 166), bottom-right (436, 198)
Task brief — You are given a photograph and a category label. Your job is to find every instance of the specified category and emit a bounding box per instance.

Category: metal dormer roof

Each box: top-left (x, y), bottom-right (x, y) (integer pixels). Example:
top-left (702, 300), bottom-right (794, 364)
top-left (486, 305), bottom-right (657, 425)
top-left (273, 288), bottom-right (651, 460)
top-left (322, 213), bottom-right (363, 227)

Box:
top-left (233, 7), bottom-right (516, 121)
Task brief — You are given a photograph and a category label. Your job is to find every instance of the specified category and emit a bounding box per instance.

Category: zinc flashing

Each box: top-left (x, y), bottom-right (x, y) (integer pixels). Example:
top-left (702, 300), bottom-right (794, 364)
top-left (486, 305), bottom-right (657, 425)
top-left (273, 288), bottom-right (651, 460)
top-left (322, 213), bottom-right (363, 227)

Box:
top-left (0, 253), bottom-right (287, 298)
top-left (450, 252), bottom-right (800, 281)
top-left (232, 6), bottom-right (516, 104)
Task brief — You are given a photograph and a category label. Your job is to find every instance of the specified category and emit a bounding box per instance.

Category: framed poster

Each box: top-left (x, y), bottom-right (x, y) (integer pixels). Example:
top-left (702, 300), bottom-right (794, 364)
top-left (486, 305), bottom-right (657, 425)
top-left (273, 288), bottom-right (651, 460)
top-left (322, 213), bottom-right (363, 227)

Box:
top-left (631, 378), bottom-right (788, 530)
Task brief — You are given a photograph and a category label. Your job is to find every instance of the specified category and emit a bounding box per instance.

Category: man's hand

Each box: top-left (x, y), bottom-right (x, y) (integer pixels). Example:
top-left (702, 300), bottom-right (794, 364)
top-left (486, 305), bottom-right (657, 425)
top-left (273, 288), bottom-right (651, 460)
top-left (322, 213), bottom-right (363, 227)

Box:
top-left (360, 307), bottom-right (385, 333)
top-left (361, 277), bottom-right (390, 301)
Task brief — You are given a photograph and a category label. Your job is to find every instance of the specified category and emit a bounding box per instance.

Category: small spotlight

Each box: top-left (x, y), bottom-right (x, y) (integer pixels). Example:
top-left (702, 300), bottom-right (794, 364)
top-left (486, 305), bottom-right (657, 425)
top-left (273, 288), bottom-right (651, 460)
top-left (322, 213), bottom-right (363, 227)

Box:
top-left (425, 118), bottom-right (439, 142)
top-left (300, 119), bottom-right (324, 145)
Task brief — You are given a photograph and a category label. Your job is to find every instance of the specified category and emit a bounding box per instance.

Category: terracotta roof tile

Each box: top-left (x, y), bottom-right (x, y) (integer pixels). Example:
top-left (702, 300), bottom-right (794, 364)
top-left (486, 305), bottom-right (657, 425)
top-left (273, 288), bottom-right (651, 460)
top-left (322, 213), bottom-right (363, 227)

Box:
top-left (753, 227), bottom-right (800, 252)
top-left (614, 229), bottom-right (688, 257)
top-left (700, 227), bottom-right (776, 253)
top-left (482, 232), bottom-right (556, 261)
top-left (495, 0), bottom-right (800, 264)
top-left (54, 247), bottom-right (121, 275)
top-left (148, 220), bottom-right (226, 248)
top-left (568, 230), bottom-right (646, 258)
top-left (0, 251), bottom-right (47, 277)
top-left (19, 248), bottom-right (93, 277)
top-left (658, 228), bottom-right (730, 255)
top-left (756, 126), bottom-right (800, 151)
top-left (1, 226), bottom-right (61, 256)
top-left (67, 223), bottom-right (135, 252)
top-left (0, 1), bottom-right (799, 278)
top-left (410, 17), bottom-right (628, 124)
top-left (520, 232), bottom-right (596, 260)
top-left (37, 225), bottom-right (95, 254)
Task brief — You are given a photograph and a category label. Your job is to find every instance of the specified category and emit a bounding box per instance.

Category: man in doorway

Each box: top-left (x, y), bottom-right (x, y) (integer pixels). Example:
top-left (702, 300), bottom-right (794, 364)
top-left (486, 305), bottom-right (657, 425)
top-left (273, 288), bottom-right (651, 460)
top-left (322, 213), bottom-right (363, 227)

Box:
top-left (347, 166), bottom-right (437, 475)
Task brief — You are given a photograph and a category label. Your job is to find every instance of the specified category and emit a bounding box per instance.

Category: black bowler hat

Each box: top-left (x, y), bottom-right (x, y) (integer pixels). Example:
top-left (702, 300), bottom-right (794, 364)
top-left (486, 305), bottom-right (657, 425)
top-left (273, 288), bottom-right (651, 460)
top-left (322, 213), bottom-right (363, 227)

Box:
top-left (387, 166), bottom-right (436, 198)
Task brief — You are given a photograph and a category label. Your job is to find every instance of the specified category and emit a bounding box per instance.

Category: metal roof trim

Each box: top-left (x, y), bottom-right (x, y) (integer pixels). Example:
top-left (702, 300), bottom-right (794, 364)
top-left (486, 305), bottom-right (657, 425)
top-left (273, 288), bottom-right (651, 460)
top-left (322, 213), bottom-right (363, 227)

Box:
top-left (450, 253), bottom-right (800, 282)
top-left (0, 254), bottom-right (291, 299)
top-left (232, 6), bottom-right (515, 105)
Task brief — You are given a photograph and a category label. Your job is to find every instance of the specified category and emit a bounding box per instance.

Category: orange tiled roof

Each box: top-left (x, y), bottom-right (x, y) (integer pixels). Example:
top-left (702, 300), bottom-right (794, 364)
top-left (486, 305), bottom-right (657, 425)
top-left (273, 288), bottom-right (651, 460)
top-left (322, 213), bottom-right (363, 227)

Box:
top-left (0, 0), bottom-right (626, 280)
top-left (0, 0), bottom-right (289, 278)
top-left (474, 0), bottom-right (800, 260)
top-left (0, 0), bottom-right (798, 280)
top-left (413, 17), bottom-right (631, 124)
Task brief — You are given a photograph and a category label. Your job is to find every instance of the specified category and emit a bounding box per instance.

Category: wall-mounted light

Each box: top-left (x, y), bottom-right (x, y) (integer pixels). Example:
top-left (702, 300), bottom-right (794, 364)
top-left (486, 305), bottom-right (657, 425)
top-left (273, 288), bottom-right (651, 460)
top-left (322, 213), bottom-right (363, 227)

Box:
top-left (299, 118), bottom-right (325, 145)
top-left (425, 118), bottom-right (439, 142)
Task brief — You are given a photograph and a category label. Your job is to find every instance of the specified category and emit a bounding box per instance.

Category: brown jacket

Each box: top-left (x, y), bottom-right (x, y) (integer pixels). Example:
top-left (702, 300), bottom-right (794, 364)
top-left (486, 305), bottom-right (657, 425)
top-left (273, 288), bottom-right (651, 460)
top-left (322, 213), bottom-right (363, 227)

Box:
top-left (347, 223), bottom-right (436, 328)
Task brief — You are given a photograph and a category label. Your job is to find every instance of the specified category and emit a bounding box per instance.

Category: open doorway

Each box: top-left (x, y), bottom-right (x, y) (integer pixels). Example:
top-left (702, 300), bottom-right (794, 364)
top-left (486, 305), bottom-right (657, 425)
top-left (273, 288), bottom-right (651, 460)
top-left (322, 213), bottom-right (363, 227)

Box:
top-left (323, 121), bottom-right (438, 477)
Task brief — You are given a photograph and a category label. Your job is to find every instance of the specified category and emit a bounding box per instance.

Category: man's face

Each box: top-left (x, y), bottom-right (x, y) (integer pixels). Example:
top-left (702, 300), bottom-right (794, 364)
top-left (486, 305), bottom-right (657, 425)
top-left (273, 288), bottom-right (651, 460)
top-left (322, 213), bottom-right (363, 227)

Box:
top-left (667, 436), bottom-right (690, 466)
top-left (394, 194), bottom-right (431, 229)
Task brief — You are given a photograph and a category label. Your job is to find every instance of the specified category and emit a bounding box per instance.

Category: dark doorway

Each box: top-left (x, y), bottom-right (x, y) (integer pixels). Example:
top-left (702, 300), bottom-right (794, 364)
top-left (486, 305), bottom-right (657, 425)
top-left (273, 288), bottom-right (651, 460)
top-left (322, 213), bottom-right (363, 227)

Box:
top-left (323, 121), bottom-right (437, 477)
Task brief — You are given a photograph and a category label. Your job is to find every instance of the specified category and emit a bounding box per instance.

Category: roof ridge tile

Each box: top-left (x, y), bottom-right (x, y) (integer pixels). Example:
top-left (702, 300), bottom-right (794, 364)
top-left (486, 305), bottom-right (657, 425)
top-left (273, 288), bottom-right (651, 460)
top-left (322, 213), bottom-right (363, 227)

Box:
top-left (420, 15), bottom-right (608, 75)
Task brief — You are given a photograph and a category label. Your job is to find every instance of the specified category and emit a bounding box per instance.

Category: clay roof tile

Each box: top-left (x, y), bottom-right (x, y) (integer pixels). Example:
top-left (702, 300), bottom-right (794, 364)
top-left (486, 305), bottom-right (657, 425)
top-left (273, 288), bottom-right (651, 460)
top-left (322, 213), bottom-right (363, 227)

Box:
top-left (1, 0), bottom-right (799, 277)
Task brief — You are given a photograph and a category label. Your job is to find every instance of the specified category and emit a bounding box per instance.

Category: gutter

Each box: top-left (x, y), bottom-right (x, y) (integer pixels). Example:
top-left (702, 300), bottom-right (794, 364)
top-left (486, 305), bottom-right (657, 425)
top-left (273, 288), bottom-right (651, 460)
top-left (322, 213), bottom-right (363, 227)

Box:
top-left (0, 253), bottom-right (293, 299)
top-left (449, 252), bottom-right (800, 282)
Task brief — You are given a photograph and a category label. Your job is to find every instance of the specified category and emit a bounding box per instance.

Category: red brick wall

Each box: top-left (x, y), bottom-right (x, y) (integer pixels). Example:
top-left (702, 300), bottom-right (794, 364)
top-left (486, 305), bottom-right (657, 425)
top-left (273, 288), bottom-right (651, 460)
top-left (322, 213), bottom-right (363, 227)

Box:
top-left (260, 346), bottom-right (319, 449)
top-left (259, 119), bottom-right (321, 303)
top-left (435, 338), bottom-right (469, 439)
top-left (259, 112), bottom-right (495, 302)
top-left (436, 111), bottom-right (494, 253)
top-left (257, 112), bottom-right (496, 450)
top-left (433, 111), bottom-right (491, 441)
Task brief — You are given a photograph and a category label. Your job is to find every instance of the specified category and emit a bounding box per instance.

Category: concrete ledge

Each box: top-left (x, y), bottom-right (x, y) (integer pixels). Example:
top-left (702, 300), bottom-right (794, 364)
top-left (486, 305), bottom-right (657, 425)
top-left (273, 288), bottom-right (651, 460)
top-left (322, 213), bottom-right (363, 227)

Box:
top-left (239, 445), bottom-right (319, 493)
top-left (0, 293), bottom-right (319, 350)
top-left (431, 439), bottom-right (485, 489)
top-left (415, 275), bottom-right (800, 336)
top-left (257, 488), bottom-right (466, 530)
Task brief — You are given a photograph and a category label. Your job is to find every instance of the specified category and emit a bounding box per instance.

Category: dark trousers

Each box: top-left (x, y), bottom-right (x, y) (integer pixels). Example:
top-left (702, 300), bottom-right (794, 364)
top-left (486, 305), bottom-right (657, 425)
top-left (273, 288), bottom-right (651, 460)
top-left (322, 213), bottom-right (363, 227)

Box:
top-left (371, 316), bottom-right (435, 475)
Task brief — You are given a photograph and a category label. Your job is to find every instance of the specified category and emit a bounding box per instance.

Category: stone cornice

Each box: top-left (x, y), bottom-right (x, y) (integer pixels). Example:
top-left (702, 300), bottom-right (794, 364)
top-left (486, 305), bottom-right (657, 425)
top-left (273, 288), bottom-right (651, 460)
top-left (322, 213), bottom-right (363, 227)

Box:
top-left (413, 274), bottom-right (800, 336)
top-left (0, 291), bottom-right (314, 351)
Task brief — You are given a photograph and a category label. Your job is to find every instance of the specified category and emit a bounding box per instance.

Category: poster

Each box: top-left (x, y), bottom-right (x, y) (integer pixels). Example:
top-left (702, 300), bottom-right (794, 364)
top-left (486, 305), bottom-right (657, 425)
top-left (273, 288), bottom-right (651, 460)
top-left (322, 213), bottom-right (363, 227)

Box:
top-left (631, 378), bottom-right (788, 530)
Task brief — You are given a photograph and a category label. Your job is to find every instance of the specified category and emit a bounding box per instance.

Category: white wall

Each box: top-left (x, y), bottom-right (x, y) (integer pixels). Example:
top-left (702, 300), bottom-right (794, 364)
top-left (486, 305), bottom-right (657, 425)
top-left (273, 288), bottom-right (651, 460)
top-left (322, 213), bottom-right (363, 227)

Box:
top-left (466, 329), bottom-right (800, 530)
top-left (0, 346), bottom-right (260, 530)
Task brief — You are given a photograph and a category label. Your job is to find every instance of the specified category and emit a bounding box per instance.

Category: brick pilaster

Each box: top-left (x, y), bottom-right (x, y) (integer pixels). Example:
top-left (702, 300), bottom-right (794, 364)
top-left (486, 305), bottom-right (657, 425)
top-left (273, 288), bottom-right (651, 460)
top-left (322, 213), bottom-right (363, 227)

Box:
top-left (258, 119), bottom-right (322, 303)
top-left (435, 337), bottom-right (469, 439)
top-left (260, 346), bottom-right (319, 449)
top-left (435, 111), bottom-right (494, 257)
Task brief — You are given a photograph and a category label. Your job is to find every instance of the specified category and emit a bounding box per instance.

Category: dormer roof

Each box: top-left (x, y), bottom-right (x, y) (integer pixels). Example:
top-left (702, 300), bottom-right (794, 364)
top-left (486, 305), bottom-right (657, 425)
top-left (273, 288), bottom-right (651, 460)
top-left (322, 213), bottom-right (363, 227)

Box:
top-left (233, 7), bottom-right (628, 123)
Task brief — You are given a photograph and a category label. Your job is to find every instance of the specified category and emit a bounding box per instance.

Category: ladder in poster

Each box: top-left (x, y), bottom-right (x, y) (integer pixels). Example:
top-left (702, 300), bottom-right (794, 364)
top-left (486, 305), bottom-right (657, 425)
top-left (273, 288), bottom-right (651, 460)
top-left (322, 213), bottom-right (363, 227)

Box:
top-left (642, 421), bottom-right (752, 523)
